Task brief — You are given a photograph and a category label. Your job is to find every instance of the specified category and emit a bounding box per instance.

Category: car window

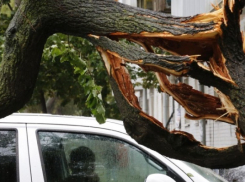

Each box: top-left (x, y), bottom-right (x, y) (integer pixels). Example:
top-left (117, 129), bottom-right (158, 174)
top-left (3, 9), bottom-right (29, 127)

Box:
top-left (38, 131), bottom-right (184, 182)
top-left (0, 130), bottom-right (18, 182)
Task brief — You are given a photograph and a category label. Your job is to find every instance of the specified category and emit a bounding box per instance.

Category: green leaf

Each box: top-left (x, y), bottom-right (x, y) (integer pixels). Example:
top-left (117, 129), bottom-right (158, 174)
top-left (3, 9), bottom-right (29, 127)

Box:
top-left (52, 47), bottom-right (62, 56)
top-left (96, 104), bottom-right (105, 114)
top-left (86, 93), bottom-right (93, 103)
top-left (60, 54), bottom-right (69, 63)
top-left (95, 113), bottom-right (106, 124)
top-left (89, 97), bottom-right (98, 108)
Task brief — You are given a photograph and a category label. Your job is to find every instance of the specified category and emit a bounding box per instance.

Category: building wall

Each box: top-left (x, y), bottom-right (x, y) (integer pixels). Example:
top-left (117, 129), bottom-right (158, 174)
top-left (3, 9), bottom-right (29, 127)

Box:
top-left (118, 0), bottom-right (137, 7)
top-left (171, 0), bottom-right (222, 16)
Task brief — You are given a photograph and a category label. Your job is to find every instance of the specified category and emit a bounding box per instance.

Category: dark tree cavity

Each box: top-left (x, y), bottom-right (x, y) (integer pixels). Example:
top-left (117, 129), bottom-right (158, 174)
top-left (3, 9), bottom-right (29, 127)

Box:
top-left (2, 0), bottom-right (245, 168)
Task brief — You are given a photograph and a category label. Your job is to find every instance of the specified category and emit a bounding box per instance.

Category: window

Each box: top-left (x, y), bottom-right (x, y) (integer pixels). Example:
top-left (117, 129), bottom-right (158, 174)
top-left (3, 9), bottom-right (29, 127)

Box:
top-left (38, 131), bottom-right (184, 182)
top-left (0, 130), bottom-right (18, 182)
top-left (137, 0), bottom-right (171, 13)
top-left (137, 0), bottom-right (153, 10)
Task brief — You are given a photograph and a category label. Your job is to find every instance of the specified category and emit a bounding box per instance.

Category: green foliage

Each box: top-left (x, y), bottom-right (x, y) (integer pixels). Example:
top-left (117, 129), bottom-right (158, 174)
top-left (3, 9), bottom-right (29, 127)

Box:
top-left (25, 34), bottom-right (121, 123)
top-left (1, 0), bottom-right (10, 5)
top-left (0, 0), bottom-right (10, 11)
top-left (0, 1), bottom-right (14, 61)
top-left (0, 13), bottom-right (10, 35)
top-left (136, 70), bottom-right (159, 89)
top-left (0, 0), bottom-right (14, 17)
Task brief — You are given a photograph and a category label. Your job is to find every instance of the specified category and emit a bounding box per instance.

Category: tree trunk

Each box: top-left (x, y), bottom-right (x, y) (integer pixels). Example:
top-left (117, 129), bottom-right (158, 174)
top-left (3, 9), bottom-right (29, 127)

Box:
top-left (2, 0), bottom-right (245, 168)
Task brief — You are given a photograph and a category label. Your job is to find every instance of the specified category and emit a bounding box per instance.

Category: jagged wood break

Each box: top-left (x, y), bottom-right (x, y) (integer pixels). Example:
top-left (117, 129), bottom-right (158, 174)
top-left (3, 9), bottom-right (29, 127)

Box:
top-left (2, 0), bottom-right (245, 168)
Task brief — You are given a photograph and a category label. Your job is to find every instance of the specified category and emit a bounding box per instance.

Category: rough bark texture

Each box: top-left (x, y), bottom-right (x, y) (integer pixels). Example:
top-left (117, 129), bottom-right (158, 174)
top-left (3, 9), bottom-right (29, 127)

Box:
top-left (110, 76), bottom-right (245, 168)
top-left (2, 0), bottom-right (245, 168)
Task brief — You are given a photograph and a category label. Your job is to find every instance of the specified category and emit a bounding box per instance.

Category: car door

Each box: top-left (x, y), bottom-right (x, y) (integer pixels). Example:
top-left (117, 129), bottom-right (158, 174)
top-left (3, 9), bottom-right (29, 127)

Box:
top-left (27, 123), bottom-right (192, 182)
top-left (0, 123), bottom-right (32, 182)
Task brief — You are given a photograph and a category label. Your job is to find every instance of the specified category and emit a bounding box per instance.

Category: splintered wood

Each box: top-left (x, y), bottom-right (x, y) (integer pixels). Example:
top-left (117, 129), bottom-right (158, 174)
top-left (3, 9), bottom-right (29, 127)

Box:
top-left (156, 72), bottom-right (235, 124)
top-left (97, 46), bottom-right (164, 128)
top-left (108, 54), bottom-right (140, 109)
top-left (95, 2), bottom-right (241, 150)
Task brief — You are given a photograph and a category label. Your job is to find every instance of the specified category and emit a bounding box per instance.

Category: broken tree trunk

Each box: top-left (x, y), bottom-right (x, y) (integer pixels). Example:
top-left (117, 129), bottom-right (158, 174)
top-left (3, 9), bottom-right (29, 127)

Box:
top-left (2, 0), bottom-right (245, 168)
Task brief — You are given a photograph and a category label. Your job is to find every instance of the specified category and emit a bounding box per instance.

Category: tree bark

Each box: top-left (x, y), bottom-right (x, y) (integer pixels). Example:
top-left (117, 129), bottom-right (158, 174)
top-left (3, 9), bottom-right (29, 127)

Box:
top-left (2, 0), bottom-right (245, 168)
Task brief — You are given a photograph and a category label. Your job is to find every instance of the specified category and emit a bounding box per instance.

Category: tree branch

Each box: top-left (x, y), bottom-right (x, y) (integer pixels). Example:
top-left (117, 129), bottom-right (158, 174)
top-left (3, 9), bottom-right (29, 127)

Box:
top-left (2, 0), bottom-right (245, 168)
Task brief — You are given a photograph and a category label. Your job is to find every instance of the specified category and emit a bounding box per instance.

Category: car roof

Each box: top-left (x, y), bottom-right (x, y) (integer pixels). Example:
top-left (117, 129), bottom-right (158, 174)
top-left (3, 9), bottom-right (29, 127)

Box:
top-left (0, 113), bottom-right (127, 134)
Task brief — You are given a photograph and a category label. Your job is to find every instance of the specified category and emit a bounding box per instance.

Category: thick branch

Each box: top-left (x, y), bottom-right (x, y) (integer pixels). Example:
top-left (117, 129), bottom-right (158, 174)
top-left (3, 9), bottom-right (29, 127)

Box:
top-left (89, 36), bottom-right (233, 91)
top-left (88, 36), bottom-right (191, 75)
top-left (1, 0), bottom-right (222, 117)
top-left (90, 36), bottom-right (236, 124)
top-left (218, 0), bottom-right (245, 135)
top-left (0, 1), bottom-right (49, 117)
top-left (2, 0), bottom-right (245, 168)
top-left (110, 75), bottom-right (245, 168)
top-left (96, 38), bottom-right (244, 168)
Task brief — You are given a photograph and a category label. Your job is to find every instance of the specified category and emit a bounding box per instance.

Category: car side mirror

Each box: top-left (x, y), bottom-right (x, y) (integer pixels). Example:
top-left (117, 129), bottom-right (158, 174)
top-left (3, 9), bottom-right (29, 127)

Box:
top-left (145, 174), bottom-right (176, 182)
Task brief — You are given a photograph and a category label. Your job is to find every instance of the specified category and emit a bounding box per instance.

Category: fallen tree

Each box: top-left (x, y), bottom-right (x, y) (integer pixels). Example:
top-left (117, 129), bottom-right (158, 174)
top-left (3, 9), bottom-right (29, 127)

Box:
top-left (1, 0), bottom-right (245, 168)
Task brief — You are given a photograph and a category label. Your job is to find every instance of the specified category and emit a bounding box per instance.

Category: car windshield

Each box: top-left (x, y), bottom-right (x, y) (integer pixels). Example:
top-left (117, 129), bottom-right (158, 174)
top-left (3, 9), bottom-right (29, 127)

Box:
top-left (170, 159), bottom-right (227, 182)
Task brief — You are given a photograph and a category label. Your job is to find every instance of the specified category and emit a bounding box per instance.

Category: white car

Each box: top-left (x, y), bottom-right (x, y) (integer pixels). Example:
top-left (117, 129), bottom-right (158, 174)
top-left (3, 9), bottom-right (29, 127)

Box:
top-left (0, 113), bottom-right (227, 182)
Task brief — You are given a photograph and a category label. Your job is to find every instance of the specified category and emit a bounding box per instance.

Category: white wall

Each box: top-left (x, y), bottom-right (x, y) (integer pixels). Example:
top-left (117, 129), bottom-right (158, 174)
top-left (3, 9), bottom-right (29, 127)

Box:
top-left (171, 0), bottom-right (222, 16)
top-left (118, 0), bottom-right (137, 7)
